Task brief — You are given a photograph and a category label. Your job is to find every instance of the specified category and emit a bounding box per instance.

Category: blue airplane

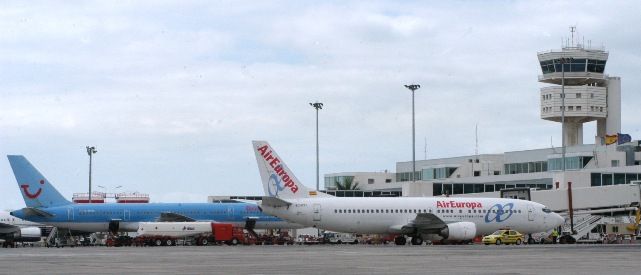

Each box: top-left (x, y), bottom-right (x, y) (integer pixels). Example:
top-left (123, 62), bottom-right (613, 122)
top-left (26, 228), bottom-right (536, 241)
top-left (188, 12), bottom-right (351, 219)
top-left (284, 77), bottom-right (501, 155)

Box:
top-left (7, 155), bottom-right (302, 233)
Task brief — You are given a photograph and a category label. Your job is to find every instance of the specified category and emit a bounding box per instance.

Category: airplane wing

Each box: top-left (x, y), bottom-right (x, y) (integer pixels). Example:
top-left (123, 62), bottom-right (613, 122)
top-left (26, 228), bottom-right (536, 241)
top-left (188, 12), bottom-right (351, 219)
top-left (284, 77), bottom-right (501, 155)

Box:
top-left (390, 213), bottom-right (447, 234)
top-left (0, 222), bottom-right (19, 234)
top-left (157, 212), bottom-right (196, 222)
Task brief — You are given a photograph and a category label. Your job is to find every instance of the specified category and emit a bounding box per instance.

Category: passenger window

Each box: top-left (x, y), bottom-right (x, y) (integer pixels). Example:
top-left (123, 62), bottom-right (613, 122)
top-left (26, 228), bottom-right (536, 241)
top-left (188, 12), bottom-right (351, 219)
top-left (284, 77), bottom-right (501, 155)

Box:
top-left (468, 210), bottom-right (471, 213)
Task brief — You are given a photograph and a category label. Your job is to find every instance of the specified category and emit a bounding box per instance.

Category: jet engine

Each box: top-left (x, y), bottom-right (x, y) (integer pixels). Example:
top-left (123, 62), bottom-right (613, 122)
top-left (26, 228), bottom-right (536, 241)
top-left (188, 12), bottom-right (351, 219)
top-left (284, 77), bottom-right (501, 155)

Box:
top-left (13, 227), bottom-right (42, 242)
top-left (439, 222), bottom-right (476, 241)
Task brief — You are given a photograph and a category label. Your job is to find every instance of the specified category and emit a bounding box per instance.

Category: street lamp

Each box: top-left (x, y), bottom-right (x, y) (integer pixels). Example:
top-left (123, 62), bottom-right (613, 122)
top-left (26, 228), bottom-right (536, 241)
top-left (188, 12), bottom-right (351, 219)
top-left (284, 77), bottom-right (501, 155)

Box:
top-left (558, 57), bottom-right (572, 172)
top-left (558, 56), bottom-right (573, 234)
top-left (309, 102), bottom-right (323, 191)
top-left (86, 146), bottom-right (97, 203)
top-left (404, 84), bottom-right (420, 182)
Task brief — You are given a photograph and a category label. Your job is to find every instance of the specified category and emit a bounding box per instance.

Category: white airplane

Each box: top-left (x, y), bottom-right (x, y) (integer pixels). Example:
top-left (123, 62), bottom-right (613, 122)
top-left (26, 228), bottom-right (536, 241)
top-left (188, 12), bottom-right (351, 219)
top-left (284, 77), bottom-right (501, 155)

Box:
top-left (0, 210), bottom-right (42, 247)
top-left (253, 141), bottom-right (565, 245)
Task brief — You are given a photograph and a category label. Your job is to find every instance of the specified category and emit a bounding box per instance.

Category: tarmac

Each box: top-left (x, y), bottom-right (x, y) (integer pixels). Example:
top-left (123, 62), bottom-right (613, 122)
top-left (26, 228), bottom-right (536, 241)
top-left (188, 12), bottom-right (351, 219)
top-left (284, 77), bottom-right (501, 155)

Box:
top-left (1, 244), bottom-right (640, 274)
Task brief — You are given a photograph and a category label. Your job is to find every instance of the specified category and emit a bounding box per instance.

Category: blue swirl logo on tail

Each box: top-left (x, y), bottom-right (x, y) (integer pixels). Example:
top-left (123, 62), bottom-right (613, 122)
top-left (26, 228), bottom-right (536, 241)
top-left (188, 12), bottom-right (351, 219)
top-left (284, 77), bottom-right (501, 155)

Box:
top-left (485, 203), bottom-right (514, 223)
top-left (267, 173), bottom-right (285, 197)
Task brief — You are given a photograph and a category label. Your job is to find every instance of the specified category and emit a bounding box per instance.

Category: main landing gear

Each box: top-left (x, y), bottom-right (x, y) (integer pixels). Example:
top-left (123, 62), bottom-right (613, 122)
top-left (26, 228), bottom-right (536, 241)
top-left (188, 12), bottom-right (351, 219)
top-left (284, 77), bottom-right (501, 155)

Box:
top-left (394, 235), bottom-right (406, 245)
top-left (410, 236), bottom-right (423, 245)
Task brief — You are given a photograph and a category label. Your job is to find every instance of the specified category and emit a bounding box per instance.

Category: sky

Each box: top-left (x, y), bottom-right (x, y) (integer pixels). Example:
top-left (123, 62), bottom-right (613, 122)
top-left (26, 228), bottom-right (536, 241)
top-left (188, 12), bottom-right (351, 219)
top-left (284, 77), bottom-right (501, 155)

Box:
top-left (1, 0), bottom-right (640, 210)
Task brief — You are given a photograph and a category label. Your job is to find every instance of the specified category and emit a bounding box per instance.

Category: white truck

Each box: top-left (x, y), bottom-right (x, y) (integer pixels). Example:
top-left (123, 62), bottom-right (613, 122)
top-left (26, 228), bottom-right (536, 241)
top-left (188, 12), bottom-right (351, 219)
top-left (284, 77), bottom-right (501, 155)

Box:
top-left (133, 222), bottom-right (245, 246)
top-left (322, 231), bottom-right (359, 244)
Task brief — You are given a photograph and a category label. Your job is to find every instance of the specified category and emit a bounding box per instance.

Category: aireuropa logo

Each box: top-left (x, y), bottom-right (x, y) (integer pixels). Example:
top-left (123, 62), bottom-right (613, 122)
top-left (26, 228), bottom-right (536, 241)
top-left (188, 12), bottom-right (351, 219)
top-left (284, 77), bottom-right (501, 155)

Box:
top-left (267, 173), bottom-right (285, 196)
top-left (257, 144), bottom-right (299, 194)
top-left (484, 203), bottom-right (514, 223)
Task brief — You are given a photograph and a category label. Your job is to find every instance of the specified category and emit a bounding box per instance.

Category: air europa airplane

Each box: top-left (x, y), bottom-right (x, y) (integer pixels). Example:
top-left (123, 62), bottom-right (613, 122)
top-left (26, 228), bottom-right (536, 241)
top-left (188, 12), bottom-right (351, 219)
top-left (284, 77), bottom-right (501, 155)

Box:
top-left (253, 141), bottom-right (565, 245)
top-left (7, 155), bottom-right (302, 233)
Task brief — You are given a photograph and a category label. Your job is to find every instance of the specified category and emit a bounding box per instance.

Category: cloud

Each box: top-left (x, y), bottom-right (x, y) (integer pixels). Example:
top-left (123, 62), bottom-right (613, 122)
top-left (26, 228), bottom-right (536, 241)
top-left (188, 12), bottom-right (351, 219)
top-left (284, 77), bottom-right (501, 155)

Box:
top-left (1, 1), bottom-right (639, 209)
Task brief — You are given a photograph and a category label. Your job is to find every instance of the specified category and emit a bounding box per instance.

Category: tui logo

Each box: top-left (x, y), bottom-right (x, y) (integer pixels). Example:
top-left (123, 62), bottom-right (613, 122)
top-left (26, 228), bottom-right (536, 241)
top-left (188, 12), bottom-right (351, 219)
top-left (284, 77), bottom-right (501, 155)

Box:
top-left (20, 179), bottom-right (44, 199)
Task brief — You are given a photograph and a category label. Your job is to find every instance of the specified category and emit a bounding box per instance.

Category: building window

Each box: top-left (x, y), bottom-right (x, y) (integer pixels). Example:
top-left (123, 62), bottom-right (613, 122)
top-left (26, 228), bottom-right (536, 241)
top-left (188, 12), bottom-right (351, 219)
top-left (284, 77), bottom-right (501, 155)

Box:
top-left (576, 93), bottom-right (581, 98)
top-left (568, 106), bottom-right (574, 111)
top-left (591, 93), bottom-right (594, 98)
top-left (474, 171), bottom-right (480, 177)
top-left (611, 160), bottom-right (619, 167)
top-left (385, 179), bottom-right (392, 183)
top-left (591, 173), bottom-right (602, 186)
top-left (576, 106), bottom-right (581, 111)
top-left (493, 171), bottom-right (500, 175)
top-left (368, 179), bottom-right (374, 184)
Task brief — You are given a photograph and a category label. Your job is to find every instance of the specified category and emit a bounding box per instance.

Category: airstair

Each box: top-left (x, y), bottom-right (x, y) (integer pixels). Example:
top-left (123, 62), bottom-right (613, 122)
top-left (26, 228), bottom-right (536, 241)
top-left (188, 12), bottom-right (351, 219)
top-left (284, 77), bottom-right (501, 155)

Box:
top-left (45, 227), bottom-right (77, 247)
top-left (561, 214), bottom-right (603, 241)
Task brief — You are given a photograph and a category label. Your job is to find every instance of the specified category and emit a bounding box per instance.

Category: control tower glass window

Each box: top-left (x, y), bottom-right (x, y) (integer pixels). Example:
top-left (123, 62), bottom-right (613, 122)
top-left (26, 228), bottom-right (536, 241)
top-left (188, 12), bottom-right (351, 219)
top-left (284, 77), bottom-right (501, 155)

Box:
top-left (587, 59), bottom-right (607, 73)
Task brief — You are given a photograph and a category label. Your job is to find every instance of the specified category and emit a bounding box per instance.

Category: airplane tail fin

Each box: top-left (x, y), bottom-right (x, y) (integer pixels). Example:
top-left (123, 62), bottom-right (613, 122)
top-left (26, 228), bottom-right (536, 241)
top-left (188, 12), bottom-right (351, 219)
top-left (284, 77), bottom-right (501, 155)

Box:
top-left (252, 141), bottom-right (331, 199)
top-left (7, 155), bottom-right (71, 208)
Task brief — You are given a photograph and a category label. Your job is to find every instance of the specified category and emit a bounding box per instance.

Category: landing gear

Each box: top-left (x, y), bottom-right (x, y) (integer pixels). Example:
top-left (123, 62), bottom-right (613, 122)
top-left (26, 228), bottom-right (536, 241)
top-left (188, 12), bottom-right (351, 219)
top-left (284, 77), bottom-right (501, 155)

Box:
top-left (410, 236), bottom-right (423, 245)
top-left (394, 236), bottom-right (407, 245)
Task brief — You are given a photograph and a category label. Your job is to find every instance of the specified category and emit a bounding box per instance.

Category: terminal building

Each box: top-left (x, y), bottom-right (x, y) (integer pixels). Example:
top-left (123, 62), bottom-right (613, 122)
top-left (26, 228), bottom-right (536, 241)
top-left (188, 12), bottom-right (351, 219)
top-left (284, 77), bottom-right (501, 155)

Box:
top-left (324, 31), bottom-right (641, 240)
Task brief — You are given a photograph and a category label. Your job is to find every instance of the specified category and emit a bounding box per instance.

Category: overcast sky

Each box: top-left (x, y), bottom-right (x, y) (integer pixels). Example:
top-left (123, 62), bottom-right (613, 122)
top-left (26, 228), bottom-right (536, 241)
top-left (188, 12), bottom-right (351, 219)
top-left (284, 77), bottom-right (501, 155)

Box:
top-left (1, 1), bottom-right (640, 210)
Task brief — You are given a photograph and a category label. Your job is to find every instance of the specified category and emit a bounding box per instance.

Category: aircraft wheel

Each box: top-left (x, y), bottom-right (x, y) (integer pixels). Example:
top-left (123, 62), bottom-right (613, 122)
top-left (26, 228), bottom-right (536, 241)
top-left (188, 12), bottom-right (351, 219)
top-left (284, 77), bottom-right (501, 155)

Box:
top-left (495, 239), bottom-right (501, 245)
top-left (394, 236), bottom-right (406, 246)
top-left (201, 238), bottom-right (208, 246)
top-left (154, 239), bottom-right (163, 246)
top-left (411, 237), bottom-right (423, 245)
top-left (231, 238), bottom-right (239, 246)
top-left (165, 239), bottom-right (173, 246)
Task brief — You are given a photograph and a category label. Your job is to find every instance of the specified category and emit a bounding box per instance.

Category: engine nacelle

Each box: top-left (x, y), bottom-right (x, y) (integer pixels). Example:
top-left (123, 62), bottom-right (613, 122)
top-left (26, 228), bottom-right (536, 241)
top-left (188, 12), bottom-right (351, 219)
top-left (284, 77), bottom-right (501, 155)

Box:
top-left (439, 222), bottom-right (476, 241)
top-left (15, 227), bottom-right (42, 242)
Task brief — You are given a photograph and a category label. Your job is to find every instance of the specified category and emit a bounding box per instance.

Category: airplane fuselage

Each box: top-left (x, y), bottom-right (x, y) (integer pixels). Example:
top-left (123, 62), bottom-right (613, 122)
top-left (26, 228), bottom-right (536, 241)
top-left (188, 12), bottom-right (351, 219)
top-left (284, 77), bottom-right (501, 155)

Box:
top-left (11, 202), bottom-right (301, 232)
top-left (262, 197), bottom-right (561, 236)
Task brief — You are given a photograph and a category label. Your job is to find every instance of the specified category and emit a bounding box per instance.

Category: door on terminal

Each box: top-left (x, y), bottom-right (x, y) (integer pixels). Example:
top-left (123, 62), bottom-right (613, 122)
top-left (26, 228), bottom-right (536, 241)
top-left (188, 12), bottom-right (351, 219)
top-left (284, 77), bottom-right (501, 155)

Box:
top-left (527, 204), bottom-right (535, 221)
top-left (313, 204), bottom-right (321, 222)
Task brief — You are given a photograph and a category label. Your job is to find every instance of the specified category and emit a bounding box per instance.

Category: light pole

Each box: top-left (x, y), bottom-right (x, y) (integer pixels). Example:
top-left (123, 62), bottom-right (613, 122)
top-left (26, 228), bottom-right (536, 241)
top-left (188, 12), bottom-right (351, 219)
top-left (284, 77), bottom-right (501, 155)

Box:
top-left (309, 102), bottom-right (323, 191)
top-left (404, 84), bottom-right (420, 182)
top-left (86, 146), bottom-right (97, 203)
top-left (558, 56), bottom-right (573, 234)
top-left (558, 57), bottom-right (572, 172)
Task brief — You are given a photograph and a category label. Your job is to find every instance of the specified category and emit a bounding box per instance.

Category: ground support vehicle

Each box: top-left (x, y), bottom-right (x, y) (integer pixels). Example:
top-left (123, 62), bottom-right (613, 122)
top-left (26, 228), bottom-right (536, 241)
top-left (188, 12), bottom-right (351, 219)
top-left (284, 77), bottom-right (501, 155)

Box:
top-left (322, 231), bottom-right (359, 244)
top-left (482, 229), bottom-right (525, 245)
top-left (133, 222), bottom-right (246, 246)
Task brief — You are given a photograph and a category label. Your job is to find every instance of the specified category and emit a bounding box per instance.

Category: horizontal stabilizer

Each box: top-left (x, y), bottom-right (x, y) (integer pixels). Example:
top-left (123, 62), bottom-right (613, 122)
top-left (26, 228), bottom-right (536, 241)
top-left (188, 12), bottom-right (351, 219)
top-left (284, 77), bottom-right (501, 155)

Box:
top-left (22, 207), bottom-right (55, 218)
top-left (158, 212), bottom-right (196, 222)
top-left (261, 196), bottom-right (292, 208)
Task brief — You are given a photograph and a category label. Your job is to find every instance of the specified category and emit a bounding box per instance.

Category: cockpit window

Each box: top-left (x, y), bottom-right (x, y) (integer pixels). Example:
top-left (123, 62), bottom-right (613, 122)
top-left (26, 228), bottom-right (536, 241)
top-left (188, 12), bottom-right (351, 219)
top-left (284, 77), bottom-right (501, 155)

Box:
top-left (542, 208), bottom-right (552, 213)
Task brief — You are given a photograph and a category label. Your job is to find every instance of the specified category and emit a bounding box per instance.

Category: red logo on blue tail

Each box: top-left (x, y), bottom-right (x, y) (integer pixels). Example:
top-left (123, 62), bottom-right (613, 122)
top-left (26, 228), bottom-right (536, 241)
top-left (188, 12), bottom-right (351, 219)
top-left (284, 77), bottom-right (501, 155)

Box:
top-left (20, 179), bottom-right (44, 199)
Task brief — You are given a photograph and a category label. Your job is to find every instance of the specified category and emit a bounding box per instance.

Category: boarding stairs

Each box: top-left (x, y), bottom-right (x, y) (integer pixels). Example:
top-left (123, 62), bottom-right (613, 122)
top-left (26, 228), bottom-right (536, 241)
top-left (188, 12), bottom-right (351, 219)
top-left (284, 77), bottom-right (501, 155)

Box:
top-left (45, 227), bottom-right (77, 247)
top-left (561, 214), bottom-right (603, 241)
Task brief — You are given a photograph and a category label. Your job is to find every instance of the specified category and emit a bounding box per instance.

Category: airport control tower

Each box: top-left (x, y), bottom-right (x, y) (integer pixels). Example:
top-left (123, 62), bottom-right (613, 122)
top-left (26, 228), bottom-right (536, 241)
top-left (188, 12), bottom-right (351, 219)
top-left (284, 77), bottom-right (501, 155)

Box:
top-left (538, 28), bottom-right (621, 146)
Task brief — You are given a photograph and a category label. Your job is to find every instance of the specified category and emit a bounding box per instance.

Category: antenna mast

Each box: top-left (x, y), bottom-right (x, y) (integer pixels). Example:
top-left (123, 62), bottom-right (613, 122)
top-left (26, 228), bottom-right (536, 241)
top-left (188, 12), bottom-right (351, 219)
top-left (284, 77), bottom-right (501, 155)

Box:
top-left (570, 25), bottom-right (576, 47)
top-left (424, 137), bottom-right (427, 160)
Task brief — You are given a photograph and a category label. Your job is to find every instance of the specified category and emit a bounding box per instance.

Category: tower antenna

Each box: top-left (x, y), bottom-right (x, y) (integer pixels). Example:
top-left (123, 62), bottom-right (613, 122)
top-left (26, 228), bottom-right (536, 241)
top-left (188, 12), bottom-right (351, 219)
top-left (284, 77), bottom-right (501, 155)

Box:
top-left (424, 137), bottom-right (427, 160)
top-left (475, 123), bottom-right (479, 157)
top-left (570, 25), bottom-right (576, 47)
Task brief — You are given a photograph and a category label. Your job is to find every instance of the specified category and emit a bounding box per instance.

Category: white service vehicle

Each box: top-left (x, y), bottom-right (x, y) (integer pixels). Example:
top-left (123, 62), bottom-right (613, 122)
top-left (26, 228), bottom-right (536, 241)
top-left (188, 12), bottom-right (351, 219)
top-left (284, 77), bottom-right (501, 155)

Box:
top-left (323, 231), bottom-right (358, 244)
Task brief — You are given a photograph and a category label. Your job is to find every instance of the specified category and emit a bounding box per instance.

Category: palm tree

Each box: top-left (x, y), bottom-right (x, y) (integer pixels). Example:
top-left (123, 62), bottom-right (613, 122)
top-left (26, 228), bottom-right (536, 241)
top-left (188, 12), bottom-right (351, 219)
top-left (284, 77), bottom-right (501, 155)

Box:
top-left (335, 177), bottom-right (360, 190)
